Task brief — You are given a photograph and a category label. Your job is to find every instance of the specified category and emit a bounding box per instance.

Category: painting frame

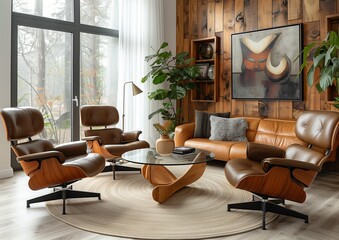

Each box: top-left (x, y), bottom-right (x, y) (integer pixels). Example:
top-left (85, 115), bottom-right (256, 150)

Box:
top-left (231, 24), bottom-right (303, 100)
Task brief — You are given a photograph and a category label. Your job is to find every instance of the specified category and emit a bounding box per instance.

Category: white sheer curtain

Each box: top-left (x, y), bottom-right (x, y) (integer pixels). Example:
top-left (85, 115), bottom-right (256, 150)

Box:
top-left (117, 0), bottom-right (164, 147)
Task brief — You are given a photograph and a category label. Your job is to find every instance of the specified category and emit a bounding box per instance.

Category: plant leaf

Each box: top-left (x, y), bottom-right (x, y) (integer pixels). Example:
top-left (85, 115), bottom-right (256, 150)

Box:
top-left (148, 109), bottom-right (162, 119)
top-left (148, 89), bottom-right (168, 100)
top-left (153, 74), bottom-right (167, 84)
top-left (313, 53), bottom-right (325, 68)
top-left (141, 73), bottom-right (150, 83)
top-left (307, 65), bottom-right (315, 86)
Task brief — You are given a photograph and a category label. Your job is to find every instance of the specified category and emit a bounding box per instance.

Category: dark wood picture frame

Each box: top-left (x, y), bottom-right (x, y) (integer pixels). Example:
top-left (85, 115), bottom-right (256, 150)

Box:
top-left (231, 24), bottom-right (303, 100)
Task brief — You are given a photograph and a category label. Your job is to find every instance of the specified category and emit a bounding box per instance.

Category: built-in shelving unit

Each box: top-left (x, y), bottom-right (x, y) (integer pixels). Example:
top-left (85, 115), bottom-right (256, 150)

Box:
top-left (190, 36), bottom-right (220, 102)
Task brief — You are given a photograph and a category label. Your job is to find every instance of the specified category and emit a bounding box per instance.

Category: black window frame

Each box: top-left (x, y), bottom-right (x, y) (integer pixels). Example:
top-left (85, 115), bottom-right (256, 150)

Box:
top-left (11, 0), bottom-right (119, 141)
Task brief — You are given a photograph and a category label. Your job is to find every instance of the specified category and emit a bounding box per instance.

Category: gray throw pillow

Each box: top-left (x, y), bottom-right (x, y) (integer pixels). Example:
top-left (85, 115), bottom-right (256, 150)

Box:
top-left (193, 110), bottom-right (230, 138)
top-left (209, 116), bottom-right (248, 142)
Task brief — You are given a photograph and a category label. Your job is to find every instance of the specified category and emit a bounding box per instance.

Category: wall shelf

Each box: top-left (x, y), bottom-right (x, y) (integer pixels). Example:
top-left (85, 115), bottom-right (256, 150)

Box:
top-left (190, 36), bottom-right (220, 103)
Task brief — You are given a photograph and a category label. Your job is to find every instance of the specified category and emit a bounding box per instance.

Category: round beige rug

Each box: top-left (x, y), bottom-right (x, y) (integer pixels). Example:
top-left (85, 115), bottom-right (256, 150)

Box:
top-left (46, 164), bottom-right (277, 239)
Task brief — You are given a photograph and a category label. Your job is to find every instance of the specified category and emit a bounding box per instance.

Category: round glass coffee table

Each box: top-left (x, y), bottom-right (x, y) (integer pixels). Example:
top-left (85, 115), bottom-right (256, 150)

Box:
top-left (122, 148), bottom-right (214, 203)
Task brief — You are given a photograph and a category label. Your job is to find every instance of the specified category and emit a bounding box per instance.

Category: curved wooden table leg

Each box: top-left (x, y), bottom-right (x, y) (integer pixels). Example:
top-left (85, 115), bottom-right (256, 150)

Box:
top-left (141, 163), bottom-right (207, 203)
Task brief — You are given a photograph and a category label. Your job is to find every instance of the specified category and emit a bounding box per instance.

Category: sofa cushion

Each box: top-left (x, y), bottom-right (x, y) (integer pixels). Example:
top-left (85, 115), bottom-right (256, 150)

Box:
top-left (184, 138), bottom-right (239, 161)
top-left (209, 116), bottom-right (248, 142)
top-left (193, 110), bottom-right (230, 138)
top-left (254, 118), bottom-right (306, 149)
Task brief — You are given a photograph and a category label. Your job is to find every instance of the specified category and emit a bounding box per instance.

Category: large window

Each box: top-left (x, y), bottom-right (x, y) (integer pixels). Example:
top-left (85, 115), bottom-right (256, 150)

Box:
top-left (12, 0), bottom-right (119, 145)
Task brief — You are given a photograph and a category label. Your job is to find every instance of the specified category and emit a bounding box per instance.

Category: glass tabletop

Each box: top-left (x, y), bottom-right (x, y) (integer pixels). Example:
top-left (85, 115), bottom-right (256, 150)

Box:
top-left (121, 148), bottom-right (214, 166)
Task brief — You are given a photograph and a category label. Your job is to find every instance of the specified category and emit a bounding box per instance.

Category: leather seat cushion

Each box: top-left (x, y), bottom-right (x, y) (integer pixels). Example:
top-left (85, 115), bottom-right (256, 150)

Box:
top-left (185, 139), bottom-right (246, 161)
top-left (224, 158), bottom-right (265, 187)
top-left (64, 153), bottom-right (106, 177)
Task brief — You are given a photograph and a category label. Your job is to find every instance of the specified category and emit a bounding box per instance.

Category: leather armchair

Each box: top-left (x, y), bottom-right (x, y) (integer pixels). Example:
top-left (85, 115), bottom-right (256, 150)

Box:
top-left (81, 105), bottom-right (150, 179)
top-left (0, 107), bottom-right (106, 214)
top-left (224, 110), bottom-right (339, 229)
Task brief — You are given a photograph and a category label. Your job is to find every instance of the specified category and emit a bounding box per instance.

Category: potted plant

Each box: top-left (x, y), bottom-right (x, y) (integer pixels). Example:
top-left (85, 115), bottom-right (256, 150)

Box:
top-left (153, 123), bottom-right (175, 156)
top-left (299, 31), bottom-right (339, 108)
top-left (141, 42), bottom-right (200, 134)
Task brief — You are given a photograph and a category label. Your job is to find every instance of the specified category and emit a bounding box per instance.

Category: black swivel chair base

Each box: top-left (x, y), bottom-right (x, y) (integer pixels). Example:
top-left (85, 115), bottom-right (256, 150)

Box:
top-left (103, 158), bottom-right (141, 180)
top-left (227, 195), bottom-right (309, 230)
top-left (27, 185), bottom-right (101, 215)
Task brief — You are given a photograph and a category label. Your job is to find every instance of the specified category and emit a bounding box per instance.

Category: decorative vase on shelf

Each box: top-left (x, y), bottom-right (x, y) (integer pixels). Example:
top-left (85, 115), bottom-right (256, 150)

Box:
top-left (156, 135), bottom-right (175, 156)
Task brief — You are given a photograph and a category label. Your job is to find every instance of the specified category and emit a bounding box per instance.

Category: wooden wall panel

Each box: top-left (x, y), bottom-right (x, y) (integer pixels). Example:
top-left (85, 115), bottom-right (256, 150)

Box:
top-left (234, 1), bottom-right (245, 33)
top-left (243, 0), bottom-right (259, 31)
top-left (198, 0), bottom-right (208, 38)
top-left (176, 0), bottom-right (185, 53)
top-left (190, 0), bottom-right (199, 38)
top-left (273, 0), bottom-right (288, 27)
top-left (183, 0), bottom-right (190, 38)
top-left (207, 1), bottom-right (216, 37)
top-left (215, 0), bottom-right (224, 33)
top-left (303, 21), bottom-right (320, 45)
top-left (303, 0), bottom-right (320, 22)
top-left (288, 0), bottom-right (303, 21)
top-left (259, 0), bottom-right (273, 29)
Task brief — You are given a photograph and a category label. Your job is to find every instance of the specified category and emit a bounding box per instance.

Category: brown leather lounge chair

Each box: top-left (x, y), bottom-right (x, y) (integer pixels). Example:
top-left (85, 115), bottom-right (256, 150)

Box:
top-left (0, 107), bottom-right (106, 214)
top-left (224, 110), bottom-right (339, 229)
top-left (81, 105), bottom-right (150, 179)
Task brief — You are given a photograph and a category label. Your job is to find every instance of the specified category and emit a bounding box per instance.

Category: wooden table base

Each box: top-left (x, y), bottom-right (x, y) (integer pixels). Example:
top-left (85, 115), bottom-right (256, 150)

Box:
top-left (141, 162), bottom-right (207, 203)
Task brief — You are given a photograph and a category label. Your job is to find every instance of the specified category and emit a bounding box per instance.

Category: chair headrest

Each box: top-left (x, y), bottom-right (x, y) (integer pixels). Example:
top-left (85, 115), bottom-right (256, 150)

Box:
top-left (0, 107), bottom-right (44, 141)
top-left (81, 105), bottom-right (119, 127)
top-left (296, 110), bottom-right (339, 150)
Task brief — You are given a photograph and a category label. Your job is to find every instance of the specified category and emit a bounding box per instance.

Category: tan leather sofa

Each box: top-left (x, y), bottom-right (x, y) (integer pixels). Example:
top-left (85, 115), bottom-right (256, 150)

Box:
top-left (174, 116), bottom-right (306, 161)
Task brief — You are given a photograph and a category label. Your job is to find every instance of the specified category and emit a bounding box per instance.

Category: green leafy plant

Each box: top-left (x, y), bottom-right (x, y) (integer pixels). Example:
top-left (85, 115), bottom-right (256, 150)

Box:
top-left (153, 123), bottom-right (171, 136)
top-left (299, 31), bottom-right (339, 107)
top-left (142, 42), bottom-right (200, 131)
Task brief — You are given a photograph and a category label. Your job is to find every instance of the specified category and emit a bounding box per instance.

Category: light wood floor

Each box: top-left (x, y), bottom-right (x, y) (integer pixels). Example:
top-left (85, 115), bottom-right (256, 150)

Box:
top-left (1, 163), bottom-right (339, 240)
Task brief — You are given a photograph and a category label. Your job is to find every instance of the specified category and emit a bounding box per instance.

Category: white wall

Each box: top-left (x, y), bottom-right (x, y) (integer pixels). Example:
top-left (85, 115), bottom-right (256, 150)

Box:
top-left (163, 0), bottom-right (176, 53)
top-left (0, 1), bottom-right (13, 179)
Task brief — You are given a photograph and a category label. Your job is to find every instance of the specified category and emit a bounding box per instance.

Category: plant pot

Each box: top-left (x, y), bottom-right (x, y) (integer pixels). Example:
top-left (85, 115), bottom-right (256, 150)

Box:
top-left (156, 135), bottom-right (174, 156)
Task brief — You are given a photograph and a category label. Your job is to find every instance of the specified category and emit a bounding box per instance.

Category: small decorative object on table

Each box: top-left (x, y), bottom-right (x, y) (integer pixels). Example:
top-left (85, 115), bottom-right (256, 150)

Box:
top-left (154, 123), bottom-right (175, 156)
top-left (173, 146), bottom-right (195, 154)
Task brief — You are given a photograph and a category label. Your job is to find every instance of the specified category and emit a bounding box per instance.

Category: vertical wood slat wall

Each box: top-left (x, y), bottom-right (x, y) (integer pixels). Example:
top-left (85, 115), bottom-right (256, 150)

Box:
top-left (176, 0), bottom-right (339, 169)
top-left (177, 0), bottom-right (339, 120)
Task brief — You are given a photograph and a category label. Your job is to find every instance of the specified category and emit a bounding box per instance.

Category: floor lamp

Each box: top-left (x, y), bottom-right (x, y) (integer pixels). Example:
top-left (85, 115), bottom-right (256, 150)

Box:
top-left (122, 81), bottom-right (143, 131)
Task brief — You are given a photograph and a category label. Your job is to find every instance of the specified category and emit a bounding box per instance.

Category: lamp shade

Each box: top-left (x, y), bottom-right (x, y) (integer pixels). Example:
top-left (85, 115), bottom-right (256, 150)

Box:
top-left (122, 81), bottom-right (143, 131)
top-left (132, 83), bottom-right (143, 96)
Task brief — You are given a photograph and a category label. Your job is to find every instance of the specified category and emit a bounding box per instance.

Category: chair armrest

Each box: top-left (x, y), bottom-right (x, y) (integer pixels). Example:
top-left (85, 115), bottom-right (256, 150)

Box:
top-left (262, 158), bottom-right (322, 172)
top-left (174, 122), bottom-right (195, 147)
top-left (55, 141), bottom-right (87, 157)
top-left (122, 131), bottom-right (141, 143)
top-left (247, 142), bottom-right (285, 162)
top-left (17, 151), bottom-right (65, 163)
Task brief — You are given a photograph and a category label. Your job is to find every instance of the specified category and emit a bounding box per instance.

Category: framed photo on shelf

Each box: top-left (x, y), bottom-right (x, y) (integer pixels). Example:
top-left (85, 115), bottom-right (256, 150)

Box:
top-left (231, 24), bottom-right (303, 100)
top-left (196, 63), bottom-right (209, 80)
